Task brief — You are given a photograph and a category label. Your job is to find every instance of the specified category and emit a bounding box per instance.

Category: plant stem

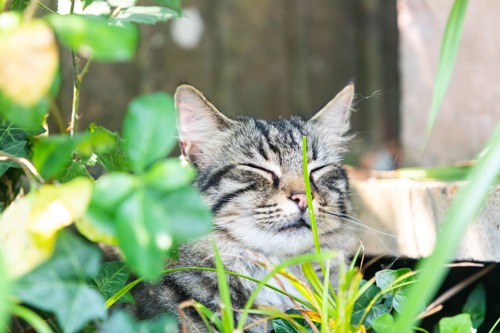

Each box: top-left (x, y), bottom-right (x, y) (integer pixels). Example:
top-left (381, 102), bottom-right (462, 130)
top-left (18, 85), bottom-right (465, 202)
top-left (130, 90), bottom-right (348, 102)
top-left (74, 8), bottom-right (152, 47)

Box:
top-left (70, 50), bottom-right (80, 136)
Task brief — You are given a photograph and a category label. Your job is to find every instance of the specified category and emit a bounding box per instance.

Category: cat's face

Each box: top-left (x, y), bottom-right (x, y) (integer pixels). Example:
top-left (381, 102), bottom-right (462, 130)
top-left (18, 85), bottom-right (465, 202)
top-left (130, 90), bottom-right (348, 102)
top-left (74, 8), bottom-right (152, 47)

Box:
top-left (175, 85), bottom-right (355, 256)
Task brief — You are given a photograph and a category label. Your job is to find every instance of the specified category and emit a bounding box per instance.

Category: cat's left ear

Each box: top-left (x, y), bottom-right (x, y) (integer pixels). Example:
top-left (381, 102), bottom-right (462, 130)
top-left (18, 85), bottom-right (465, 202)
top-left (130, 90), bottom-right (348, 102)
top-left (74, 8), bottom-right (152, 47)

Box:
top-left (308, 84), bottom-right (354, 140)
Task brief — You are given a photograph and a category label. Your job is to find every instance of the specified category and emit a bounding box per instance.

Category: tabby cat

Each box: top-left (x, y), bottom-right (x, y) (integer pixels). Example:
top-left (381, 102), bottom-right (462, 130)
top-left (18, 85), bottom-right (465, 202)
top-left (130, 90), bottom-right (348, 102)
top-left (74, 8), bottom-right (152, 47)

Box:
top-left (133, 84), bottom-right (357, 332)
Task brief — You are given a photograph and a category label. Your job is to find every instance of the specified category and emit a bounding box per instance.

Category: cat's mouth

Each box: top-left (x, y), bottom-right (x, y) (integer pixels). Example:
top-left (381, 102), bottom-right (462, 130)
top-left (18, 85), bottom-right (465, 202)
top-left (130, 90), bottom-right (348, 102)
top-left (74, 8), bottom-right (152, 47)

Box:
top-left (277, 218), bottom-right (311, 233)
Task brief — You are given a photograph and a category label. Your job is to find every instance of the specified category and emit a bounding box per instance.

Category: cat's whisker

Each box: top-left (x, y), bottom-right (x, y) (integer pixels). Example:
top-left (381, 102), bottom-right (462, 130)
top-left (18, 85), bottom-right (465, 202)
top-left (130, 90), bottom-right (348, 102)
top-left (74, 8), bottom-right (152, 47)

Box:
top-left (321, 209), bottom-right (397, 238)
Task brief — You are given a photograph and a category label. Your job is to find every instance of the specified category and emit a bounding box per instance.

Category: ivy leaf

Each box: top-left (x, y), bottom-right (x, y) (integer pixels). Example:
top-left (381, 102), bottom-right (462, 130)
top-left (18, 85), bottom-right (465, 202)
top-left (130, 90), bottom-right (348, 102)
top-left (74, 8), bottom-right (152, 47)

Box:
top-left (462, 284), bottom-right (486, 329)
top-left (90, 261), bottom-right (134, 304)
top-left (152, 0), bottom-right (182, 15)
top-left (46, 14), bottom-right (138, 61)
top-left (0, 120), bottom-right (44, 177)
top-left (351, 282), bottom-right (385, 326)
top-left (0, 178), bottom-right (93, 278)
top-left (99, 310), bottom-right (177, 333)
top-left (114, 6), bottom-right (179, 25)
top-left (57, 160), bottom-right (93, 183)
top-left (439, 313), bottom-right (473, 333)
top-left (123, 93), bottom-right (177, 173)
top-left (90, 127), bottom-right (131, 172)
top-left (13, 231), bottom-right (106, 333)
top-left (371, 313), bottom-right (395, 333)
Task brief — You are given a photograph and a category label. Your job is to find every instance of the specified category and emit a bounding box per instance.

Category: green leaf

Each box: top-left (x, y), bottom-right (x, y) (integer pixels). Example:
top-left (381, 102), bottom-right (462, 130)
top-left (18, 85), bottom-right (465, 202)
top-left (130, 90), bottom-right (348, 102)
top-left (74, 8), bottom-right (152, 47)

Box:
top-left (99, 310), bottom-right (177, 333)
top-left (31, 134), bottom-right (78, 180)
top-left (375, 268), bottom-right (412, 291)
top-left (426, 0), bottom-right (468, 140)
top-left (114, 6), bottom-right (178, 25)
top-left (116, 189), bottom-right (168, 281)
top-left (143, 158), bottom-right (195, 192)
top-left (76, 126), bottom-right (116, 157)
top-left (116, 186), bottom-right (211, 281)
top-left (91, 261), bottom-right (134, 304)
top-left (392, 122), bottom-right (500, 333)
top-left (151, 186), bottom-right (212, 242)
top-left (462, 284), bottom-right (486, 329)
top-left (123, 93), bottom-right (177, 173)
top-left (153, 0), bottom-right (182, 15)
top-left (0, 94), bottom-right (48, 129)
top-left (78, 173), bottom-right (138, 244)
top-left (439, 313), bottom-right (472, 333)
top-left (107, 0), bottom-right (136, 9)
top-left (92, 127), bottom-right (131, 172)
top-left (372, 313), bottom-right (395, 333)
top-left (351, 282), bottom-right (383, 326)
top-left (0, 252), bottom-right (10, 330)
top-left (58, 160), bottom-right (93, 182)
top-left (13, 231), bottom-right (106, 333)
top-left (270, 319), bottom-right (301, 333)
top-left (0, 120), bottom-right (44, 176)
top-left (46, 14), bottom-right (138, 61)
top-left (9, 0), bottom-right (30, 12)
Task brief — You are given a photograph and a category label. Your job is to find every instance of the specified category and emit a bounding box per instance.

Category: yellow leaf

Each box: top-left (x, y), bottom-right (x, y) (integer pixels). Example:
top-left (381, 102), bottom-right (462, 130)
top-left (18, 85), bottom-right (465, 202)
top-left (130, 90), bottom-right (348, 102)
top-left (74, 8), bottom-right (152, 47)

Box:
top-left (29, 178), bottom-right (93, 243)
top-left (0, 17), bottom-right (58, 106)
top-left (0, 195), bottom-right (50, 279)
top-left (0, 178), bottom-right (93, 278)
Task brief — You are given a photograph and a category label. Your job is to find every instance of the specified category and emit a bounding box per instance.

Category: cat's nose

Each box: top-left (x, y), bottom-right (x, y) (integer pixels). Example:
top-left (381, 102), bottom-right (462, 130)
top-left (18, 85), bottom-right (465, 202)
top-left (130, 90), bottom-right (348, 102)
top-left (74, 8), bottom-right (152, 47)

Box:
top-left (290, 192), bottom-right (308, 212)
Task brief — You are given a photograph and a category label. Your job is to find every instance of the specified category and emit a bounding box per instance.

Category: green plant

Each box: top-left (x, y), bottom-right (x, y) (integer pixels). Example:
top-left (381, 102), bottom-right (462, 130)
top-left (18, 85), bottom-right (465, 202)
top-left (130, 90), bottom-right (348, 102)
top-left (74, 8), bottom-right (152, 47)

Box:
top-left (0, 0), bottom-right (212, 331)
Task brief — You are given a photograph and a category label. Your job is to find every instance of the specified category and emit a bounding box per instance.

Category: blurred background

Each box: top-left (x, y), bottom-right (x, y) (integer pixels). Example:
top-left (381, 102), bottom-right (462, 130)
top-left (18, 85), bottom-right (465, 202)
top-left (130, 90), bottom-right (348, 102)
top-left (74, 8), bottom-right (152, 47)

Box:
top-left (55, 0), bottom-right (500, 169)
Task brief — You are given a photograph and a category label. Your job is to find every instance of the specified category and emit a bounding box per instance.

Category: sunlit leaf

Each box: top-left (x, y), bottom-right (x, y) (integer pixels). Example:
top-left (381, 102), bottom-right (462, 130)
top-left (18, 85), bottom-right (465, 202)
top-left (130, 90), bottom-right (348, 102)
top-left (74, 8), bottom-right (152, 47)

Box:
top-left (123, 93), bottom-right (177, 173)
top-left (0, 178), bottom-right (93, 278)
top-left (0, 251), bottom-right (10, 330)
top-left (439, 313), bottom-right (472, 333)
top-left (78, 173), bottom-right (138, 245)
top-left (0, 17), bottom-right (58, 107)
top-left (114, 6), bottom-right (178, 25)
top-left (30, 177), bottom-right (93, 242)
top-left (371, 313), bottom-right (394, 333)
top-left (13, 231), bottom-right (105, 333)
top-left (143, 158), bottom-right (195, 192)
top-left (46, 14), bottom-right (138, 61)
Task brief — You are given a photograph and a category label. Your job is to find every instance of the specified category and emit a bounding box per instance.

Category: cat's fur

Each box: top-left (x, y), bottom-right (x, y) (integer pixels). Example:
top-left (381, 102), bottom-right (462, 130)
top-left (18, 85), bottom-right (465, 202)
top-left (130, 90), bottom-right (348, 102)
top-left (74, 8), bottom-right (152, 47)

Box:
top-left (133, 84), bottom-right (357, 332)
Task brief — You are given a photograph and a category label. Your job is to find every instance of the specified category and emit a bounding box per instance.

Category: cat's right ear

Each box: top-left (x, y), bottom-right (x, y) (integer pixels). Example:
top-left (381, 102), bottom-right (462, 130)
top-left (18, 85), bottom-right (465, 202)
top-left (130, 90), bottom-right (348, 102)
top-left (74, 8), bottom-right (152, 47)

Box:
top-left (175, 85), bottom-right (234, 165)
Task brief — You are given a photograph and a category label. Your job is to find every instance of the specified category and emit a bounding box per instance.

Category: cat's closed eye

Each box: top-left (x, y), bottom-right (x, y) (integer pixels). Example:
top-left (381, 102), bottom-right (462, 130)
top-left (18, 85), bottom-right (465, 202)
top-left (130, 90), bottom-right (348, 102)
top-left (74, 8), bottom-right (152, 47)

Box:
top-left (237, 163), bottom-right (279, 185)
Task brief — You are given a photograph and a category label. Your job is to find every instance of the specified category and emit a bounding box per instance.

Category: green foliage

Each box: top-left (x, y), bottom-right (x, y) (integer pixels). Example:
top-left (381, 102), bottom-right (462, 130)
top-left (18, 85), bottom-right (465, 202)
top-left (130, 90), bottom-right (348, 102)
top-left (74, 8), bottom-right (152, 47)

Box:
top-left (46, 14), bottom-right (138, 61)
top-left (123, 93), bottom-right (177, 173)
top-left (462, 284), bottom-right (486, 329)
top-left (439, 314), bottom-right (472, 333)
top-left (99, 310), bottom-right (177, 333)
top-left (0, 94), bottom-right (49, 129)
top-left (13, 231), bottom-right (106, 333)
top-left (0, 120), bottom-right (44, 177)
top-left (114, 6), bottom-right (179, 25)
top-left (90, 261), bottom-right (134, 304)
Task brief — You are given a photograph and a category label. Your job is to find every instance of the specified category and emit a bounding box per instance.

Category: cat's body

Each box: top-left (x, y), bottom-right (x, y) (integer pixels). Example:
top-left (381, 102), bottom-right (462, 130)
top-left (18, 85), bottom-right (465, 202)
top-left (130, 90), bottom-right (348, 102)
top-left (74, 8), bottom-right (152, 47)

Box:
top-left (133, 84), bottom-right (357, 332)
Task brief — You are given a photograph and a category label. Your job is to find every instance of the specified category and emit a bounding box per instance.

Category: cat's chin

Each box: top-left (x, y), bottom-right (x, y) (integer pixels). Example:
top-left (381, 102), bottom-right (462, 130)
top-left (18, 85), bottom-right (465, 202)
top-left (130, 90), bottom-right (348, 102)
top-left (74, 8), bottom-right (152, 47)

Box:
top-left (276, 218), bottom-right (311, 233)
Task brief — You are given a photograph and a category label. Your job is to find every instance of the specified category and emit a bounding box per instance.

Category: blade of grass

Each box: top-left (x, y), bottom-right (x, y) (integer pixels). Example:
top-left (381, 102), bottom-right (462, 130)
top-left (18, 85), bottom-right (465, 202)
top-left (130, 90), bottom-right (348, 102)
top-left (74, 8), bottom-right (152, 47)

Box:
top-left (425, 0), bottom-right (468, 142)
top-left (302, 136), bottom-right (321, 255)
top-left (320, 260), bottom-right (330, 333)
top-left (393, 121), bottom-right (500, 333)
top-left (213, 242), bottom-right (234, 332)
top-left (236, 251), bottom-right (337, 331)
top-left (10, 304), bottom-right (53, 333)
